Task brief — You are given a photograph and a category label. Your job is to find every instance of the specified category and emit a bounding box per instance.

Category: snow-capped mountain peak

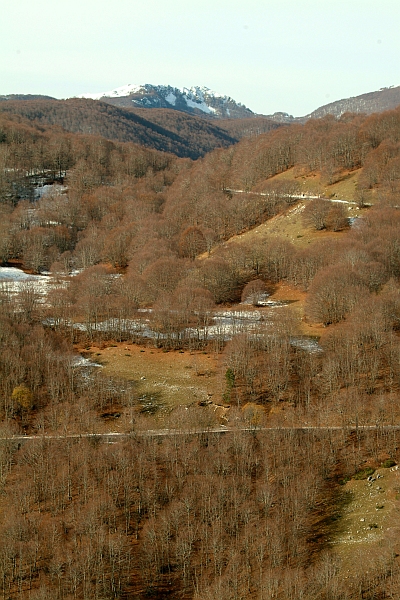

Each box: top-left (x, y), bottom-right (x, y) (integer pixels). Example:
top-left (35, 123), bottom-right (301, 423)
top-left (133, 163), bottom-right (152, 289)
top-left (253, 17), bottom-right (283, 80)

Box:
top-left (76, 84), bottom-right (255, 119)
top-left (77, 83), bottom-right (147, 100)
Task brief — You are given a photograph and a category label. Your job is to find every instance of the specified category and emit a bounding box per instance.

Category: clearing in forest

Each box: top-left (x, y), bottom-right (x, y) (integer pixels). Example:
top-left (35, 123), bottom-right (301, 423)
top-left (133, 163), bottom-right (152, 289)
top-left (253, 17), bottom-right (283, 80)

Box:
top-left (330, 465), bottom-right (400, 572)
top-left (81, 343), bottom-right (223, 410)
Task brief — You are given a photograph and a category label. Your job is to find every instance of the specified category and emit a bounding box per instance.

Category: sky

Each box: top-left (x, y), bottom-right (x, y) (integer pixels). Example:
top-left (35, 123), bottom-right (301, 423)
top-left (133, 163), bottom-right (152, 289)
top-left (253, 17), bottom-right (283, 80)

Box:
top-left (1, 0), bottom-right (399, 117)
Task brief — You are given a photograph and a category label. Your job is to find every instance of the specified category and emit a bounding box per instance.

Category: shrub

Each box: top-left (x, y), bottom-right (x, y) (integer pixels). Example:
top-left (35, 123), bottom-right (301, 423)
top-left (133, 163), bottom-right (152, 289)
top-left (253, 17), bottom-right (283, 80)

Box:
top-left (353, 467), bottom-right (375, 480)
top-left (338, 476), bottom-right (351, 485)
top-left (381, 459), bottom-right (396, 468)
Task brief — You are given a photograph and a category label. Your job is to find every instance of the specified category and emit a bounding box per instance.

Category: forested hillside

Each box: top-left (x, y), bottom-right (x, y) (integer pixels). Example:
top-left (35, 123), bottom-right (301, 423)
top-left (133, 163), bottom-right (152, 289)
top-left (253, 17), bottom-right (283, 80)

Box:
top-left (306, 84), bottom-right (400, 119)
top-left (0, 99), bottom-right (239, 159)
top-left (1, 103), bottom-right (400, 598)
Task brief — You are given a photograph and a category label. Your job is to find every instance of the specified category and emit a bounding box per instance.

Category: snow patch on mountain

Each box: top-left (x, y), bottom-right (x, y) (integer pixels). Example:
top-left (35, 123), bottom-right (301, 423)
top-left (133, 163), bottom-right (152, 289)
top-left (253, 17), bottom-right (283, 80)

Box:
top-left (183, 86), bottom-right (225, 100)
top-left (165, 91), bottom-right (176, 106)
top-left (79, 84), bottom-right (147, 100)
top-left (182, 87), bottom-right (217, 114)
top-left (76, 83), bottom-right (254, 118)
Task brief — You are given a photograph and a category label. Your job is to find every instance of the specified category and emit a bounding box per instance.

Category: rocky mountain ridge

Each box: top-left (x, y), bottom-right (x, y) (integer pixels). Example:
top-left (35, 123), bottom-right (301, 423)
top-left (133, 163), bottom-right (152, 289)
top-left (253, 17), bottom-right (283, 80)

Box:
top-left (77, 84), bottom-right (255, 119)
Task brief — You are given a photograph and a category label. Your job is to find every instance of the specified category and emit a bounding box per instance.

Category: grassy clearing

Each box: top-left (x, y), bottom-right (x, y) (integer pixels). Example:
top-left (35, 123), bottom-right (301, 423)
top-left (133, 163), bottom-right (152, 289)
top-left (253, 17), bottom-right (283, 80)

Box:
top-left (220, 197), bottom-right (367, 252)
top-left (219, 167), bottom-right (368, 250)
top-left (81, 343), bottom-right (223, 409)
top-left (330, 466), bottom-right (400, 570)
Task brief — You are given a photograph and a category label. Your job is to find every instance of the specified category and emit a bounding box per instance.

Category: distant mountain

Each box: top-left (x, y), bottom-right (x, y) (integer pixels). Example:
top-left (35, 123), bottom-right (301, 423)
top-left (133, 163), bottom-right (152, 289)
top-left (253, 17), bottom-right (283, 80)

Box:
top-left (305, 85), bottom-right (400, 119)
top-left (257, 86), bottom-right (400, 124)
top-left (0, 94), bottom-right (56, 102)
top-left (76, 84), bottom-right (255, 119)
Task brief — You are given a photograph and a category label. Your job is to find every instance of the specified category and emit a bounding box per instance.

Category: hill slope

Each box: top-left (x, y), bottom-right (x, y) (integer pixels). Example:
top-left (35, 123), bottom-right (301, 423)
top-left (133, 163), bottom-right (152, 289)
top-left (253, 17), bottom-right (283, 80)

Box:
top-left (0, 98), bottom-right (239, 159)
top-left (305, 85), bottom-right (400, 119)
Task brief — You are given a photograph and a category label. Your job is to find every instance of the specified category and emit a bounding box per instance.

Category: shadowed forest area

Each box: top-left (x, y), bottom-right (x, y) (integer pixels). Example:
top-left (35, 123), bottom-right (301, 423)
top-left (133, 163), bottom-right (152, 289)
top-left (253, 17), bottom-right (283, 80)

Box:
top-left (1, 101), bottom-right (400, 598)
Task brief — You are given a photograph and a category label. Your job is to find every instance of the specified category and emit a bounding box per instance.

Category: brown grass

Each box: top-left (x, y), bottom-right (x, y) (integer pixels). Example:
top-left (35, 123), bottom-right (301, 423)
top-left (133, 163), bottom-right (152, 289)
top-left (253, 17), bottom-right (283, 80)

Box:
top-left (81, 343), bottom-right (224, 409)
top-left (268, 282), bottom-right (327, 337)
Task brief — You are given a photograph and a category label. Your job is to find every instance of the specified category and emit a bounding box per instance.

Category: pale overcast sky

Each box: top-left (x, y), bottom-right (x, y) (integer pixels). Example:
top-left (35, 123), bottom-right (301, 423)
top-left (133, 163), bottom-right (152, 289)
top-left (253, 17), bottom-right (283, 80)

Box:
top-left (1, 0), bottom-right (399, 116)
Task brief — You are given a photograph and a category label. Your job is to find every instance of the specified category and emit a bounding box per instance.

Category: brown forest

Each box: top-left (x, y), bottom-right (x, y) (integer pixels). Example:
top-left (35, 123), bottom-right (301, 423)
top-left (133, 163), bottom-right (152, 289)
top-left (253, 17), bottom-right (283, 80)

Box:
top-left (1, 103), bottom-right (400, 598)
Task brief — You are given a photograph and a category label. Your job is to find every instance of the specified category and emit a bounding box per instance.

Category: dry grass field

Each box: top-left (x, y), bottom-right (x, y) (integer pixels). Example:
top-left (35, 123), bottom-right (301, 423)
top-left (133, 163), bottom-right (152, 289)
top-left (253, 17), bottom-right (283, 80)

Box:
top-left (81, 343), bottom-right (223, 409)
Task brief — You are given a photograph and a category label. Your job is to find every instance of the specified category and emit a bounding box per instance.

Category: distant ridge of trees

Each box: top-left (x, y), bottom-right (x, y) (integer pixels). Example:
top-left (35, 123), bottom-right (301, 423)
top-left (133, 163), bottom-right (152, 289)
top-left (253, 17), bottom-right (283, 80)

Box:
top-left (0, 99), bottom-right (239, 159)
top-left (0, 94), bottom-right (57, 102)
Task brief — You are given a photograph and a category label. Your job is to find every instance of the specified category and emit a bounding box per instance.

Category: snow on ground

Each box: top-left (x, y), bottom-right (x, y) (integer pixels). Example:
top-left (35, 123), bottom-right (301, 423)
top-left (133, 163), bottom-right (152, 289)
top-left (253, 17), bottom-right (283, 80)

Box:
top-left (185, 85), bottom-right (226, 100)
top-left (182, 95), bottom-right (216, 114)
top-left (216, 310), bottom-right (263, 320)
top-left (290, 337), bottom-right (323, 353)
top-left (34, 184), bottom-right (67, 200)
top-left (0, 267), bottom-right (62, 302)
top-left (70, 355), bottom-right (102, 368)
top-left (70, 307), bottom-right (321, 346)
top-left (165, 92), bottom-right (176, 106)
top-left (241, 293), bottom-right (289, 307)
top-left (1, 268), bottom-right (321, 351)
top-left (77, 83), bottom-right (146, 99)
top-left (0, 267), bottom-right (34, 281)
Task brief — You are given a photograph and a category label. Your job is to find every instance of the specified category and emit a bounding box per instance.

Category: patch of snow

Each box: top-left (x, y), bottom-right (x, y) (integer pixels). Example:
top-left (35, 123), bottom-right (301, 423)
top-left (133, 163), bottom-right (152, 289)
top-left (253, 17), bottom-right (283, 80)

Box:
top-left (242, 296), bottom-right (288, 307)
top-left (290, 337), bottom-right (323, 353)
top-left (186, 85), bottom-right (225, 99)
top-left (180, 87), bottom-right (219, 114)
top-left (183, 96), bottom-right (216, 114)
top-left (77, 83), bottom-right (146, 100)
top-left (165, 92), bottom-right (176, 106)
top-left (330, 198), bottom-right (356, 205)
top-left (71, 355), bottom-right (102, 368)
top-left (34, 184), bottom-right (66, 200)
top-left (216, 310), bottom-right (262, 320)
top-left (0, 267), bottom-right (33, 281)
top-left (0, 267), bottom-right (59, 304)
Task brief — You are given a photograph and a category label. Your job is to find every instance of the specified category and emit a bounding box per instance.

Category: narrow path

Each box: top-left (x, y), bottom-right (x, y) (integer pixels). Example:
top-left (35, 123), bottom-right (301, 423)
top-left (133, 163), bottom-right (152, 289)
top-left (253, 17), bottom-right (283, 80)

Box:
top-left (1, 423), bottom-right (398, 443)
top-left (224, 188), bottom-right (364, 205)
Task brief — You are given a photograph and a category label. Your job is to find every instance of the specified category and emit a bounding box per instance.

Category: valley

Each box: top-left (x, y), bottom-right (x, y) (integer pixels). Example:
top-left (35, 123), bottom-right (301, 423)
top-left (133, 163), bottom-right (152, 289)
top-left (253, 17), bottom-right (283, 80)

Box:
top-left (1, 93), bottom-right (400, 598)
